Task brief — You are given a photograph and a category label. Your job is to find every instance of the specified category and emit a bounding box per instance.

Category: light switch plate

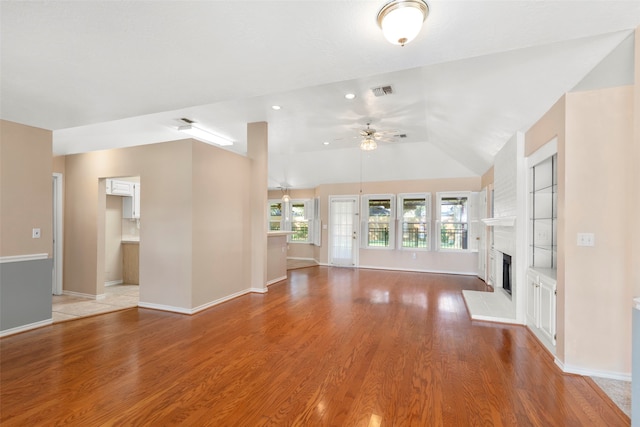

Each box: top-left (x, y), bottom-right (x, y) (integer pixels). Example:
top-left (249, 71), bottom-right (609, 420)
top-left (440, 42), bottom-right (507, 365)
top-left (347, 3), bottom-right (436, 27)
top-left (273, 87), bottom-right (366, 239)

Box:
top-left (577, 232), bottom-right (594, 247)
top-left (32, 228), bottom-right (41, 239)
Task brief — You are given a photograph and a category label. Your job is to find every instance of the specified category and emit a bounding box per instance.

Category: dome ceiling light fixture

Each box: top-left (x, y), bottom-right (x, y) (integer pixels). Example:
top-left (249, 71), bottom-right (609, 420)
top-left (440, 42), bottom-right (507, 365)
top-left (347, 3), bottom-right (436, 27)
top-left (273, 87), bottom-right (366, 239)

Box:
top-left (377, 0), bottom-right (429, 47)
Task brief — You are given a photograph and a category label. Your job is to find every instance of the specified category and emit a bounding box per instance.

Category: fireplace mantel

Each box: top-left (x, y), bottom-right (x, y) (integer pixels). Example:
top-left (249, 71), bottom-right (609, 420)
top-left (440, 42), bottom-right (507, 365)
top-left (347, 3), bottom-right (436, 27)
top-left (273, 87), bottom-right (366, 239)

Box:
top-left (481, 216), bottom-right (516, 227)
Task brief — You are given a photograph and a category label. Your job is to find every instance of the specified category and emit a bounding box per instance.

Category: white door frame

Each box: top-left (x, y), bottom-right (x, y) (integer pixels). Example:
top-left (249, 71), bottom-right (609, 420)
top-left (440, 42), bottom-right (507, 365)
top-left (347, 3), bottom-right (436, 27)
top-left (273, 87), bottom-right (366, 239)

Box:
top-left (328, 195), bottom-right (359, 267)
top-left (52, 173), bottom-right (63, 295)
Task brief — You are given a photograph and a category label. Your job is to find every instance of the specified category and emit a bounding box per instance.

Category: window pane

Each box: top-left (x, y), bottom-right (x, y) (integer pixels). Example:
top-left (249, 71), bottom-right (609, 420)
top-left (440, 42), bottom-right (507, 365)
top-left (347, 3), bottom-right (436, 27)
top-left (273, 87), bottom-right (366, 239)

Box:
top-left (269, 221), bottom-right (281, 231)
top-left (290, 202), bottom-right (308, 242)
top-left (440, 197), bottom-right (468, 250)
top-left (368, 199), bottom-right (391, 247)
top-left (270, 203), bottom-right (282, 220)
top-left (440, 197), bottom-right (467, 223)
top-left (402, 197), bottom-right (427, 248)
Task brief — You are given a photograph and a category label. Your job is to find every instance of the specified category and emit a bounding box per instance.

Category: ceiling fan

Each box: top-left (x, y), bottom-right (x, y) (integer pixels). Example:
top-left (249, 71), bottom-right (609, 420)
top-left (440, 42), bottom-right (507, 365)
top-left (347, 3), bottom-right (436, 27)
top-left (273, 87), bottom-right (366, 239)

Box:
top-left (357, 122), bottom-right (399, 151)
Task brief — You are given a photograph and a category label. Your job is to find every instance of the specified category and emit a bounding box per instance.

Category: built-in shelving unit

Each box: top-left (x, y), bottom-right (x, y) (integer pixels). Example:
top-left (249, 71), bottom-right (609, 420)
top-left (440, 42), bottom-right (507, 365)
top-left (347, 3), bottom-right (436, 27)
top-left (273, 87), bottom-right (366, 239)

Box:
top-left (530, 154), bottom-right (557, 269)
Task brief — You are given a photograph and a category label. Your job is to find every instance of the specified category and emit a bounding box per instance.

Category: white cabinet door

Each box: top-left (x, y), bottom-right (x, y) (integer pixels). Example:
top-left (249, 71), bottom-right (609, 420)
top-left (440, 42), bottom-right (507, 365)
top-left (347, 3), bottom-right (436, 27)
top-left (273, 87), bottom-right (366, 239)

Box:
top-left (539, 276), bottom-right (557, 345)
top-left (109, 179), bottom-right (133, 196)
top-left (122, 183), bottom-right (141, 219)
top-left (526, 271), bottom-right (539, 327)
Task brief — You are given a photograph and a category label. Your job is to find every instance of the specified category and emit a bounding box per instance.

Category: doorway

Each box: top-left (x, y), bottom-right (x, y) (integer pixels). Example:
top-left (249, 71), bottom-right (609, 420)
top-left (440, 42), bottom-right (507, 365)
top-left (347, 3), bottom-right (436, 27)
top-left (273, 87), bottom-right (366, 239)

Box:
top-left (52, 173), bottom-right (63, 295)
top-left (328, 196), bottom-right (359, 267)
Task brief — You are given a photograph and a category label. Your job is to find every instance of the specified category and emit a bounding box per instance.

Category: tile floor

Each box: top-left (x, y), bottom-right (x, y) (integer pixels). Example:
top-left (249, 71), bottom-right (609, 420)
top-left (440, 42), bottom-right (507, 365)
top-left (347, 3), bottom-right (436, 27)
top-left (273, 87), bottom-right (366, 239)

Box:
top-left (52, 284), bottom-right (139, 323)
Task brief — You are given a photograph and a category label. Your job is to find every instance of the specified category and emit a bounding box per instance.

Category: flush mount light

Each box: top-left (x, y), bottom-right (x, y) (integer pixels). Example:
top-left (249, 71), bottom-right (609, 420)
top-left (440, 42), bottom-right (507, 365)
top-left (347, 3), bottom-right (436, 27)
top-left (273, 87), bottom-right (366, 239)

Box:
top-left (178, 124), bottom-right (233, 146)
top-left (344, 93), bottom-right (356, 100)
top-left (271, 105), bottom-right (281, 110)
top-left (323, 141), bottom-right (330, 146)
top-left (377, 0), bottom-right (429, 46)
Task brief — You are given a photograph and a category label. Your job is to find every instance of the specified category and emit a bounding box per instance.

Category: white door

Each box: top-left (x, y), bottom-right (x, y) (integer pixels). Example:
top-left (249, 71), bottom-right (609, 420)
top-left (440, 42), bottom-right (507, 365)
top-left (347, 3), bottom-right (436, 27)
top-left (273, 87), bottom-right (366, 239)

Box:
top-left (329, 196), bottom-right (359, 267)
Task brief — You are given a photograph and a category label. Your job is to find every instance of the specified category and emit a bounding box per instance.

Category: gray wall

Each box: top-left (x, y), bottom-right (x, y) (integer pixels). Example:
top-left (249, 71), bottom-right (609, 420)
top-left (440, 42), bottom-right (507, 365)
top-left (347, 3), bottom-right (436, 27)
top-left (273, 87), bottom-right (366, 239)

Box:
top-left (0, 258), bottom-right (53, 332)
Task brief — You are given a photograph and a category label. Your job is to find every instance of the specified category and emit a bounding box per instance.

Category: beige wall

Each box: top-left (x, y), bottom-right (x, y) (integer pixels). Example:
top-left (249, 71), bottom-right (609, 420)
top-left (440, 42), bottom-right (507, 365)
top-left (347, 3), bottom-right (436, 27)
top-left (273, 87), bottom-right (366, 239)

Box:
top-left (248, 122), bottom-right (268, 291)
top-left (315, 177), bottom-right (481, 273)
top-left (480, 166), bottom-right (494, 189)
top-left (564, 86), bottom-right (634, 374)
top-left (192, 141), bottom-right (252, 307)
top-left (52, 155), bottom-right (65, 175)
top-left (0, 120), bottom-right (52, 257)
top-left (64, 139), bottom-right (254, 310)
top-left (104, 195), bottom-right (123, 283)
top-left (633, 28), bottom-right (640, 298)
top-left (267, 234), bottom-right (288, 283)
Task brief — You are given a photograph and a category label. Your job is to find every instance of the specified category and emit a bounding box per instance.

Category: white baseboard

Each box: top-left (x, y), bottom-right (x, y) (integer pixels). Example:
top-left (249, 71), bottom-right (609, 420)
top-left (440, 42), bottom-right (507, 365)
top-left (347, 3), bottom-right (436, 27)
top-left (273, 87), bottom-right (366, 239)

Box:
top-left (63, 290), bottom-right (106, 300)
top-left (266, 276), bottom-right (287, 286)
top-left (249, 287), bottom-right (268, 294)
top-left (104, 280), bottom-right (123, 287)
top-left (138, 287), bottom-right (269, 315)
top-left (137, 301), bottom-right (191, 314)
top-left (554, 358), bottom-right (631, 382)
top-left (0, 318), bottom-right (52, 337)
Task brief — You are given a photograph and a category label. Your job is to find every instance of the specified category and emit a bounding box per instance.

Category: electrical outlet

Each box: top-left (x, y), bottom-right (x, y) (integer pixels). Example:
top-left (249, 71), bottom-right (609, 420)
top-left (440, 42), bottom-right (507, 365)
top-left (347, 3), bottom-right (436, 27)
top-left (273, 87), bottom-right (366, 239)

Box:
top-left (412, 252), bottom-right (417, 260)
top-left (32, 228), bottom-right (41, 239)
top-left (577, 233), bottom-right (595, 247)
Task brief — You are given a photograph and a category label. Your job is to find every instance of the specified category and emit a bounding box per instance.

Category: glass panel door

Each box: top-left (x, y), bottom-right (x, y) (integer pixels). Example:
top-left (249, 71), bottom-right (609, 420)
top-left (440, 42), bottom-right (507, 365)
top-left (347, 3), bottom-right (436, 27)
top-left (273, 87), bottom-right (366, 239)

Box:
top-left (329, 196), bottom-right (358, 266)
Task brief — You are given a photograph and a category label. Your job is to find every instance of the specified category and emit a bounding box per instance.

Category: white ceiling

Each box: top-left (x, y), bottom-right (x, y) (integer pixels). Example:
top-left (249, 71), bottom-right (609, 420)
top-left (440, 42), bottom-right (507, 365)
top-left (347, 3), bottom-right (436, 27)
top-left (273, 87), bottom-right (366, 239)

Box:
top-left (2, 1), bottom-right (639, 189)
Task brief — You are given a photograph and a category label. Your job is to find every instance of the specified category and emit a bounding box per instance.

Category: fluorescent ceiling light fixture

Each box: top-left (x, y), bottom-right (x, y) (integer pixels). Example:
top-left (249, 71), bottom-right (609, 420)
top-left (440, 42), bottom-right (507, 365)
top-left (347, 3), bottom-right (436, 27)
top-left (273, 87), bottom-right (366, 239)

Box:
top-left (178, 124), bottom-right (233, 146)
top-left (271, 105), bottom-right (281, 110)
top-left (377, 0), bottom-right (429, 46)
top-left (345, 93), bottom-right (356, 100)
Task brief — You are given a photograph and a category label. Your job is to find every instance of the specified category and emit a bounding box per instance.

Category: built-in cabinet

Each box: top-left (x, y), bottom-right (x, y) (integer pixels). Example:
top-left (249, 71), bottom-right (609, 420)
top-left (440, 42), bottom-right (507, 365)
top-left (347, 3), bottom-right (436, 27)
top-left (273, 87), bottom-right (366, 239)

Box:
top-left (122, 241), bottom-right (139, 285)
top-left (106, 179), bottom-right (134, 196)
top-left (526, 142), bottom-right (557, 352)
top-left (123, 183), bottom-right (141, 219)
top-left (526, 268), bottom-right (556, 346)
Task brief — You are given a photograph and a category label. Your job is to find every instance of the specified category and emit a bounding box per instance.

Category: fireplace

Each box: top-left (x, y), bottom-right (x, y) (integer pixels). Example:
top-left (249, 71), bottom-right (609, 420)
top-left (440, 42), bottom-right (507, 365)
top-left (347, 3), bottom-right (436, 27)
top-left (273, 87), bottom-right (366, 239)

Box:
top-left (502, 254), bottom-right (512, 295)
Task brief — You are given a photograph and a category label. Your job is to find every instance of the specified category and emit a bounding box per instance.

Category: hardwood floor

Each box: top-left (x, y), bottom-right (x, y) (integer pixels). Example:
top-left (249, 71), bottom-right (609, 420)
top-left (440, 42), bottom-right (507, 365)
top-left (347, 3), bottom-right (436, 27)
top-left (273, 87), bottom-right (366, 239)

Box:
top-left (0, 267), bottom-right (629, 426)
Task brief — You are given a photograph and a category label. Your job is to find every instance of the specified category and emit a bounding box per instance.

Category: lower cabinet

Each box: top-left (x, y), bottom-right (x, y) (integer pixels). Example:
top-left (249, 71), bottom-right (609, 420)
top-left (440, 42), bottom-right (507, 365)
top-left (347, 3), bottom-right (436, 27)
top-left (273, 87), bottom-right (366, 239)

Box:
top-left (122, 242), bottom-right (139, 285)
top-left (526, 269), bottom-right (557, 347)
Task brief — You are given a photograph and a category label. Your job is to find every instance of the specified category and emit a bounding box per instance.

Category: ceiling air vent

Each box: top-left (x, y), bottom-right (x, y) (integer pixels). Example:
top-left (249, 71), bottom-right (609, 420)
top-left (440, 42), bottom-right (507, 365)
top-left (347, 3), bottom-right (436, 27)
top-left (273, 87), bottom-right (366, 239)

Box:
top-left (395, 134), bottom-right (407, 138)
top-left (371, 85), bottom-right (393, 97)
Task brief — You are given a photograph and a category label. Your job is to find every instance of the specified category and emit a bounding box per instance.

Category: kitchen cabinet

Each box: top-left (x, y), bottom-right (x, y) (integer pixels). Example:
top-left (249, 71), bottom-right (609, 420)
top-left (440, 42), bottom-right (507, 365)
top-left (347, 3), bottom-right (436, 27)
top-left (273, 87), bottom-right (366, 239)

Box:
top-left (122, 241), bottom-right (139, 284)
top-left (526, 268), bottom-right (557, 348)
top-left (106, 179), bottom-right (134, 196)
top-left (123, 183), bottom-right (141, 219)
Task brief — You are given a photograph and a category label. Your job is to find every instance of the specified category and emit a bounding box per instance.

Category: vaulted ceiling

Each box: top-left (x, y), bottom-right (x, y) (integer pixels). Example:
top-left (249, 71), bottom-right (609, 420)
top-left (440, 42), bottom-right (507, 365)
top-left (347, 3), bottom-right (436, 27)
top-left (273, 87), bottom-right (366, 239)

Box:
top-left (2, 1), bottom-right (639, 188)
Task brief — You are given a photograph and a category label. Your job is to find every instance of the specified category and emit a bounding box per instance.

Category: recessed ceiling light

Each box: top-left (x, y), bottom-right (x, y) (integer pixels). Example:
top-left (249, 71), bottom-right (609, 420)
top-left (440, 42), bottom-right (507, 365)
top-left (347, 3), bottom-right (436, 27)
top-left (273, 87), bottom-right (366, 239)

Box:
top-left (344, 93), bottom-right (356, 100)
top-left (323, 141), bottom-right (330, 145)
top-left (271, 105), bottom-right (281, 110)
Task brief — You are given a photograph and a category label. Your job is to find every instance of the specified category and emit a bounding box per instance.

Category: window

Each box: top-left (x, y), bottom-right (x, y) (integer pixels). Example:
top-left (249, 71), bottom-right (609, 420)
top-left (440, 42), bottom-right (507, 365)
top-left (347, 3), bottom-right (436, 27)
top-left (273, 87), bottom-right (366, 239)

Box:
top-left (437, 192), bottom-right (469, 251)
top-left (267, 199), bottom-right (314, 244)
top-left (398, 193), bottom-right (431, 250)
top-left (362, 195), bottom-right (395, 249)
top-left (290, 201), bottom-right (309, 242)
top-left (268, 201), bottom-right (283, 231)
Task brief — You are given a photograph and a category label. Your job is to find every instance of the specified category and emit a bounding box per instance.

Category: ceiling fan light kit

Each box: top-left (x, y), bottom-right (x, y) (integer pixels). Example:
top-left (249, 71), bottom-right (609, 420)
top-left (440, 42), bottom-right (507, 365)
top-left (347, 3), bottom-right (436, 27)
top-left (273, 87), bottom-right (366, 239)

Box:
top-left (377, 0), bottom-right (429, 46)
top-left (360, 138), bottom-right (378, 151)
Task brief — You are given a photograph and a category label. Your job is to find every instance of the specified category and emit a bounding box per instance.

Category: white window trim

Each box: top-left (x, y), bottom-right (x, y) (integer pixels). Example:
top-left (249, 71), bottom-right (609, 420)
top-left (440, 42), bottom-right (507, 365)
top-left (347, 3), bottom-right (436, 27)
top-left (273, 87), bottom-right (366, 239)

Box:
top-left (361, 194), bottom-right (396, 250)
top-left (397, 193), bottom-right (432, 251)
top-left (436, 191), bottom-right (471, 252)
